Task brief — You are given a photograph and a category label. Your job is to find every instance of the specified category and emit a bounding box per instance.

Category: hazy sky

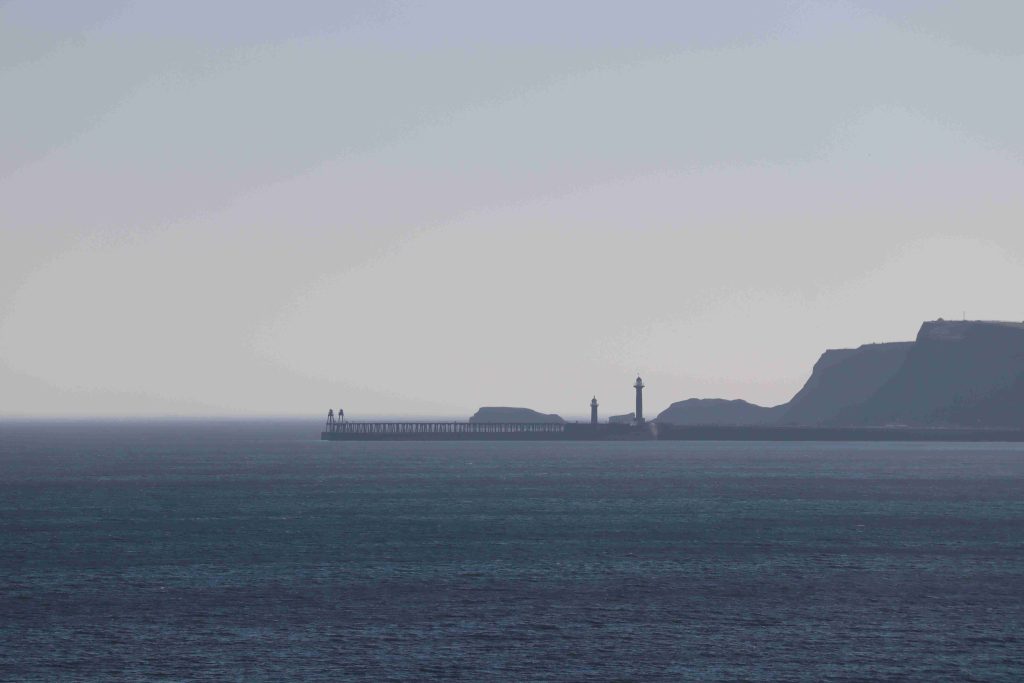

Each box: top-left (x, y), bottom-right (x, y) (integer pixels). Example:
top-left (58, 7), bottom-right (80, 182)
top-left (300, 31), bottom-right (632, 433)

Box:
top-left (3, 1), bottom-right (1024, 418)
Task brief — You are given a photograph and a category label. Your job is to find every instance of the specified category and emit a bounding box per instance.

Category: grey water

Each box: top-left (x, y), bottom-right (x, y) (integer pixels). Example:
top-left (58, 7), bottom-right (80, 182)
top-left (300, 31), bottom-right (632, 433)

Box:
top-left (2, 420), bottom-right (1023, 681)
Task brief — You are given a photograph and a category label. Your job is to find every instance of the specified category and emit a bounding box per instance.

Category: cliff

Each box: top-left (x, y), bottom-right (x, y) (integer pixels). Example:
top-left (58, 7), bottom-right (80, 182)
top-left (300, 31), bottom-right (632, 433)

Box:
top-left (656, 320), bottom-right (1024, 429)
top-left (656, 399), bottom-right (784, 426)
top-left (839, 321), bottom-right (1024, 428)
top-left (779, 342), bottom-right (913, 425)
top-left (469, 407), bottom-right (565, 423)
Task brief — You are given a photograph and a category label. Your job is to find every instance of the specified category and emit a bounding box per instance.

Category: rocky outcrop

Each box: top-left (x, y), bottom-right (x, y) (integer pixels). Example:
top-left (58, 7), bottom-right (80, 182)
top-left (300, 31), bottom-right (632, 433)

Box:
top-left (656, 399), bottom-right (784, 426)
top-left (469, 407), bottom-right (564, 423)
top-left (778, 342), bottom-right (913, 425)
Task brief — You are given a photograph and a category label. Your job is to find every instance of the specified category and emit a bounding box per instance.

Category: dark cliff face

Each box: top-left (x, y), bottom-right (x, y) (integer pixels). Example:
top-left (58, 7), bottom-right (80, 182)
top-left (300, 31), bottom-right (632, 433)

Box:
top-left (653, 342), bottom-right (913, 427)
top-left (656, 398), bottom-right (785, 426)
top-left (469, 407), bottom-right (565, 423)
top-left (779, 342), bottom-right (913, 425)
top-left (840, 321), bottom-right (1024, 427)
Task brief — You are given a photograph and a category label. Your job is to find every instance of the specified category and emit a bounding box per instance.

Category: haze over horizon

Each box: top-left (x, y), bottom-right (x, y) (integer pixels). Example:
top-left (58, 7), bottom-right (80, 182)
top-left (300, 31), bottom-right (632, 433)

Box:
top-left (3, 1), bottom-right (1024, 418)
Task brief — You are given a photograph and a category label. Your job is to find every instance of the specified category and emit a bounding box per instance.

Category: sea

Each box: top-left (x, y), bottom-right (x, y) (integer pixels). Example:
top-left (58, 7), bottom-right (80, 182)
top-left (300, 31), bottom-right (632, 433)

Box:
top-left (1, 420), bottom-right (1023, 682)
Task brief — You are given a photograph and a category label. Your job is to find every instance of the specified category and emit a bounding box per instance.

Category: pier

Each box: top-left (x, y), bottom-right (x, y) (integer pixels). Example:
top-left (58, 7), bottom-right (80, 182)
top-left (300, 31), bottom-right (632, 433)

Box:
top-left (320, 411), bottom-right (644, 441)
top-left (323, 421), bottom-right (566, 438)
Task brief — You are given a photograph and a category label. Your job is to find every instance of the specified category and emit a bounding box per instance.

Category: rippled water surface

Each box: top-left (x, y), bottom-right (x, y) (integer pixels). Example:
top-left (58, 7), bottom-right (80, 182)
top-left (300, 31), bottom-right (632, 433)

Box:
top-left (2, 420), bottom-right (1023, 681)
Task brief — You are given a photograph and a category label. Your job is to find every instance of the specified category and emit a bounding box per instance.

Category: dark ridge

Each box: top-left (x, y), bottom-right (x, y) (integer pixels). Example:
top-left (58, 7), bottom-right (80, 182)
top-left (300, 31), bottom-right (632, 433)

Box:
top-left (656, 398), bottom-right (784, 426)
top-left (658, 320), bottom-right (1024, 429)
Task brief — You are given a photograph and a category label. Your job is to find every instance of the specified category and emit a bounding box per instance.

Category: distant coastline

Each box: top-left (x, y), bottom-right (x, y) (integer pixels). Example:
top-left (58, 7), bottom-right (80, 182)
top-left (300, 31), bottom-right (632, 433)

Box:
top-left (323, 319), bottom-right (1024, 441)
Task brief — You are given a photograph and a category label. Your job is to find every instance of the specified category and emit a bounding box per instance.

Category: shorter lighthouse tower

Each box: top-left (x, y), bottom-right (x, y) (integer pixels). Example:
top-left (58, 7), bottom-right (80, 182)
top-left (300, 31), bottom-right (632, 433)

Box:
top-left (634, 376), bottom-right (645, 425)
top-left (590, 396), bottom-right (599, 425)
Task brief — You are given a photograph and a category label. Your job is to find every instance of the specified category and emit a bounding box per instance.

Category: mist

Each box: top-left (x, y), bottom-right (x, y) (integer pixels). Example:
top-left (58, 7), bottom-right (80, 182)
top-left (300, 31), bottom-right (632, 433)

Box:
top-left (3, 1), bottom-right (1024, 417)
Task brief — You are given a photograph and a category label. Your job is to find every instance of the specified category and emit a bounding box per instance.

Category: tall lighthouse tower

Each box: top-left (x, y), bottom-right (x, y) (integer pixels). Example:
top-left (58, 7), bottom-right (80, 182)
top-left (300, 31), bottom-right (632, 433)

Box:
top-left (590, 396), bottom-right (599, 425)
top-left (634, 376), bottom-right (645, 425)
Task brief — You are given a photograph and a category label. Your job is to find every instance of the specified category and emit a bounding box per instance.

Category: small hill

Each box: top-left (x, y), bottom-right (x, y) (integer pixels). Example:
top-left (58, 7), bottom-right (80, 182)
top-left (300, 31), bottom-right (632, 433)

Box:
top-left (656, 398), bottom-right (784, 426)
top-left (469, 407), bottom-right (564, 423)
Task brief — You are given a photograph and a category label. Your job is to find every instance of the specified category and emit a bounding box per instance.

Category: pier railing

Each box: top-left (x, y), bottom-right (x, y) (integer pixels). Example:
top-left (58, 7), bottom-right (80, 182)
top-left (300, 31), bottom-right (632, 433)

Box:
top-left (324, 421), bottom-right (566, 435)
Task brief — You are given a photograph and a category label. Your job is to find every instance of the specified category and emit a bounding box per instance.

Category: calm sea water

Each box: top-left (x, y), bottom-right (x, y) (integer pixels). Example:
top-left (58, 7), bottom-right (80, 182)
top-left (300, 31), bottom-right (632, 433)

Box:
top-left (2, 420), bottom-right (1023, 681)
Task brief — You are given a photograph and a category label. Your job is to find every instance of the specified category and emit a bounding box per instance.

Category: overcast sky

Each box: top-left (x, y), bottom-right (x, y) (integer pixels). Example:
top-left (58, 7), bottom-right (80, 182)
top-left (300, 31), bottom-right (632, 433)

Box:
top-left (3, 1), bottom-right (1024, 418)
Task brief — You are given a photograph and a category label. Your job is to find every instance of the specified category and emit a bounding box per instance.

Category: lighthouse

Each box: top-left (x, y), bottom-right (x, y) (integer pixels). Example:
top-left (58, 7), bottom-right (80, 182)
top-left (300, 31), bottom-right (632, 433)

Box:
top-left (590, 396), bottom-right (599, 425)
top-left (634, 376), bottom-right (645, 425)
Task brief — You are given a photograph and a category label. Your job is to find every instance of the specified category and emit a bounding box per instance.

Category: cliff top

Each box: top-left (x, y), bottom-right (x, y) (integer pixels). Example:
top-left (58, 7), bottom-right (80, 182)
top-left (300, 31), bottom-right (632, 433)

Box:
top-left (918, 319), bottom-right (1024, 342)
